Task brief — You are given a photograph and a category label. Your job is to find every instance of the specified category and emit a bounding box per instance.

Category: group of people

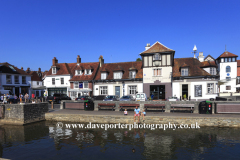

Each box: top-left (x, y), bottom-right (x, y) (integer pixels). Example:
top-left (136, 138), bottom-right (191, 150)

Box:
top-left (0, 93), bottom-right (30, 104)
top-left (123, 106), bottom-right (146, 123)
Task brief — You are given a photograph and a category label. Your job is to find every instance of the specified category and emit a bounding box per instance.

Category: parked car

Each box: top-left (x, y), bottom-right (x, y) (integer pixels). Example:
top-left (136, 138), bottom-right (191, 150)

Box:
top-left (47, 93), bottom-right (71, 104)
top-left (135, 93), bottom-right (148, 101)
top-left (92, 95), bottom-right (107, 101)
top-left (166, 97), bottom-right (179, 101)
top-left (120, 95), bottom-right (135, 101)
top-left (75, 96), bottom-right (93, 103)
top-left (103, 95), bottom-right (120, 101)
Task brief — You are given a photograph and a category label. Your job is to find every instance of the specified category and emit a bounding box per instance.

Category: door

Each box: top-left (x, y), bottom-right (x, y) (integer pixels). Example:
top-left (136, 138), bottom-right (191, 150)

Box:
top-left (15, 87), bottom-right (19, 97)
top-left (115, 86), bottom-right (120, 97)
top-left (182, 84), bottom-right (188, 99)
top-left (150, 85), bottom-right (165, 100)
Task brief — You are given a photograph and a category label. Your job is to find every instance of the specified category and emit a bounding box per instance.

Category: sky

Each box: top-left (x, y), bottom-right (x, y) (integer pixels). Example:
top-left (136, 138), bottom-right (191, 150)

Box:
top-left (0, 0), bottom-right (240, 72)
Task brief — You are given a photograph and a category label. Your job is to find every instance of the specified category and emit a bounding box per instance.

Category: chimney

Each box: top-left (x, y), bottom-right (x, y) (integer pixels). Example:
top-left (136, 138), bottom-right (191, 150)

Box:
top-left (145, 43), bottom-right (151, 51)
top-left (38, 68), bottom-right (41, 73)
top-left (26, 67), bottom-right (30, 73)
top-left (198, 52), bottom-right (205, 62)
top-left (77, 55), bottom-right (81, 65)
top-left (52, 57), bottom-right (58, 66)
top-left (99, 55), bottom-right (104, 67)
top-left (21, 67), bottom-right (23, 70)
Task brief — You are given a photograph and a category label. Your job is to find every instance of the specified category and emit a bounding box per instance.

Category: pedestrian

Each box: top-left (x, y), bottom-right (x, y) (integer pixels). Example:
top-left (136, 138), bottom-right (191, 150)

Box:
top-left (24, 93), bottom-right (29, 103)
top-left (14, 94), bottom-right (18, 103)
top-left (141, 109), bottom-right (146, 122)
top-left (0, 94), bottom-right (3, 103)
top-left (3, 94), bottom-right (7, 104)
top-left (124, 109), bottom-right (128, 115)
top-left (134, 106), bottom-right (140, 123)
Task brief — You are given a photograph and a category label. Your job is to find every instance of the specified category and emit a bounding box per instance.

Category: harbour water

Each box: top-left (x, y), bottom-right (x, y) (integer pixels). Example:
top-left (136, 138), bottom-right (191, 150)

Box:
top-left (0, 121), bottom-right (240, 160)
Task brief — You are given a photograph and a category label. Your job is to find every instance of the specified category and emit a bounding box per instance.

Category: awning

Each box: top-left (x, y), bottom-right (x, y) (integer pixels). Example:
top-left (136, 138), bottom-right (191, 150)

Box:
top-left (68, 88), bottom-right (92, 92)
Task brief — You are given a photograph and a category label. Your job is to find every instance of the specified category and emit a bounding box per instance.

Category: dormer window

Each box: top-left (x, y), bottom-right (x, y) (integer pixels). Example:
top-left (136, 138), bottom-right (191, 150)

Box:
top-left (153, 53), bottom-right (161, 61)
top-left (210, 67), bottom-right (216, 75)
top-left (101, 72), bottom-right (107, 80)
top-left (181, 68), bottom-right (188, 76)
top-left (114, 72), bottom-right (122, 79)
top-left (52, 67), bottom-right (56, 74)
top-left (75, 70), bottom-right (82, 75)
top-left (85, 69), bottom-right (92, 75)
top-left (129, 71), bottom-right (136, 79)
top-left (74, 82), bottom-right (79, 88)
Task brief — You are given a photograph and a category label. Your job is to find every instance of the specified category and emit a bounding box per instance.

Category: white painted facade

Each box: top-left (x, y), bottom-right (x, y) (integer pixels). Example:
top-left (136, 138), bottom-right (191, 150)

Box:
top-left (143, 67), bottom-right (172, 83)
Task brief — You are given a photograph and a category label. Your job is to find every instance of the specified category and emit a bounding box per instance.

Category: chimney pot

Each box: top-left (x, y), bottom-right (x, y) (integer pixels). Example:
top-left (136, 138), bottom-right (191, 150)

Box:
top-left (77, 55), bottom-right (81, 64)
top-left (52, 57), bottom-right (58, 66)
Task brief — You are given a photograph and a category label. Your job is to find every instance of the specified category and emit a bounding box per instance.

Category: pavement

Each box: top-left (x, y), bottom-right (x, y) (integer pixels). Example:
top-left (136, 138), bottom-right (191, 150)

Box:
top-left (47, 104), bottom-right (240, 118)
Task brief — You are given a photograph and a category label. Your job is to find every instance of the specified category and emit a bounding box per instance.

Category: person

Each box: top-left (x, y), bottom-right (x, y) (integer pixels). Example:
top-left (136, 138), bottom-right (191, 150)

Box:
top-left (124, 109), bottom-right (128, 115)
top-left (14, 94), bottom-right (18, 103)
top-left (19, 94), bottom-right (23, 103)
top-left (0, 94), bottom-right (3, 103)
top-left (24, 93), bottom-right (29, 103)
top-left (3, 94), bottom-right (7, 104)
top-left (134, 106), bottom-right (140, 123)
top-left (141, 109), bottom-right (146, 122)
top-left (6, 93), bottom-right (10, 104)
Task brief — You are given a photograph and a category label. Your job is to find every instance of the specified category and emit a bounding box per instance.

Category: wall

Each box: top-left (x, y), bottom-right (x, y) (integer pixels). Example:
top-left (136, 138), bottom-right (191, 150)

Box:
top-left (44, 75), bottom-right (71, 88)
top-left (143, 67), bottom-right (172, 83)
top-left (143, 82), bottom-right (172, 99)
top-left (1, 73), bottom-right (31, 86)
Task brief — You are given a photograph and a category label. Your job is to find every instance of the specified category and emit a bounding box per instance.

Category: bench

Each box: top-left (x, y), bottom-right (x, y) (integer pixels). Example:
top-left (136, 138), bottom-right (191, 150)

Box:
top-left (119, 104), bottom-right (139, 111)
top-left (98, 103), bottom-right (115, 111)
top-left (171, 104), bottom-right (194, 113)
top-left (144, 104), bottom-right (165, 112)
top-left (216, 104), bottom-right (240, 113)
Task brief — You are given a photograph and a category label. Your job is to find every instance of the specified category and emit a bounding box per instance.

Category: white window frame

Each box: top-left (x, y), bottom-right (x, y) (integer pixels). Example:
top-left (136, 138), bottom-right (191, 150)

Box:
top-left (226, 77), bottom-right (231, 81)
top-left (181, 68), bottom-right (188, 76)
top-left (52, 78), bottom-right (55, 85)
top-left (6, 75), bottom-right (12, 84)
top-left (75, 70), bottom-right (82, 75)
top-left (210, 67), bottom-right (216, 75)
top-left (153, 53), bottom-right (161, 60)
top-left (83, 82), bottom-right (88, 88)
top-left (226, 86), bottom-right (231, 90)
top-left (85, 69), bottom-right (92, 75)
top-left (129, 86), bottom-right (137, 95)
top-left (101, 72), bottom-right (107, 80)
top-left (100, 86), bottom-right (108, 95)
top-left (129, 71), bottom-right (136, 79)
top-left (226, 66), bottom-right (231, 72)
top-left (207, 83), bottom-right (214, 94)
top-left (74, 82), bottom-right (79, 89)
top-left (61, 78), bottom-right (64, 85)
top-left (52, 67), bottom-right (56, 74)
top-left (153, 69), bottom-right (161, 76)
top-left (14, 75), bottom-right (19, 84)
top-left (114, 72), bottom-right (122, 79)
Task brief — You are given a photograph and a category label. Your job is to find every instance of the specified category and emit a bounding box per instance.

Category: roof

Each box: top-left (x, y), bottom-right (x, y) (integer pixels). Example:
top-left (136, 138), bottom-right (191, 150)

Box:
top-left (173, 58), bottom-right (211, 77)
top-left (95, 61), bottom-right (143, 80)
top-left (46, 63), bottom-right (72, 76)
top-left (217, 51), bottom-right (238, 59)
top-left (204, 55), bottom-right (215, 61)
top-left (69, 62), bottom-right (99, 81)
top-left (200, 61), bottom-right (217, 68)
top-left (27, 71), bottom-right (42, 81)
top-left (0, 62), bottom-right (29, 75)
top-left (140, 41), bottom-right (174, 55)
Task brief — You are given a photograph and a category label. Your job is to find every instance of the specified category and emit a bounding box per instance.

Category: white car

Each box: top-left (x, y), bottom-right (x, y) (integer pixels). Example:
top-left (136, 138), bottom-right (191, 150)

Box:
top-left (135, 93), bottom-right (148, 101)
top-left (167, 97), bottom-right (179, 101)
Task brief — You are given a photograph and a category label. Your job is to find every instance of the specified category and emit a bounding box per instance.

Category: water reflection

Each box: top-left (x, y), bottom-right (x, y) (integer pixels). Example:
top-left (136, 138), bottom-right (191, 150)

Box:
top-left (0, 122), bottom-right (240, 160)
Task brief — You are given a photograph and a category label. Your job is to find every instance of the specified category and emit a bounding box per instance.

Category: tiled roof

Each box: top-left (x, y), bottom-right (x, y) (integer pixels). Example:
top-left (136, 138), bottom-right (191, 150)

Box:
top-left (180, 63), bottom-right (189, 68)
top-left (217, 51), bottom-right (238, 59)
top-left (200, 61), bottom-right (217, 68)
top-left (0, 62), bottom-right (29, 75)
top-left (95, 61), bottom-right (143, 80)
top-left (204, 55), bottom-right (215, 61)
top-left (173, 58), bottom-right (211, 77)
top-left (113, 65), bottom-right (124, 71)
top-left (140, 41), bottom-right (174, 54)
top-left (46, 63), bottom-right (72, 76)
top-left (69, 62), bottom-right (99, 81)
top-left (27, 71), bottom-right (42, 81)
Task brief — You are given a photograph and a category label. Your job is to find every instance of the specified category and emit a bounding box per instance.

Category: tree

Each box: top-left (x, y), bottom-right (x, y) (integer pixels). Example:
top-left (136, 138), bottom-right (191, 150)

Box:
top-left (136, 58), bottom-right (142, 61)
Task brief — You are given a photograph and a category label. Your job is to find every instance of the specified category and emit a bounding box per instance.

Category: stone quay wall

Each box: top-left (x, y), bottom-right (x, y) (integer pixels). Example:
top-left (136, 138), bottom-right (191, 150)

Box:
top-left (0, 103), bottom-right (49, 125)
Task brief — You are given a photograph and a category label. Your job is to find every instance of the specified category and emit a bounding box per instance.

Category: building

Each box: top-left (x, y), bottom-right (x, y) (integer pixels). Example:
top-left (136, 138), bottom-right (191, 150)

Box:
top-left (94, 56), bottom-right (143, 98)
top-left (0, 62), bottom-right (31, 96)
top-left (216, 51), bottom-right (238, 93)
top-left (68, 55), bottom-right (100, 100)
top-left (140, 42), bottom-right (175, 100)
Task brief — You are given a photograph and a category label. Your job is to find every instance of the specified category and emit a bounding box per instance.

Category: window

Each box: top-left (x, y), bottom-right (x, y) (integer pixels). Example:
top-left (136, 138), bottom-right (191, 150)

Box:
top-left (225, 58), bottom-right (227, 62)
top-left (207, 83), bottom-right (214, 94)
top-left (114, 72), bottom-right (122, 79)
top-left (226, 86), bottom-right (231, 90)
top-left (226, 66), bottom-right (231, 72)
top-left (71, 91), bottom-right (77, 97)
top-left (129, 71), bottom-right (136, 79)
top-left (228, 58), bottom-right (231, 62)
top-left (101, 73), bottom-right (107, 80)
top-left (74, 82), bottom-right (79, 88)
top-left (181, 68), bottom-right (188, 76)
top-left (210, 68), bottom-right (216, 75)
top-left (75, 70), bottom-right (82, 75)
top-left (129, 86), bottom-right (137, 95)
top-left (85, 69), bottom-right (91, 75)
top-left (232, 57), bottom-right (236, 62)
top-left (153, 69), bottom-right (161, 76)
top-left (226, 77), bottom-right (231, 81)
top-left (100, 86), bottom-right (108, 95)
top-left (221, 58), bottom-right (224, 62)
top-left (237, 77), bottom-right (240, 84)
top-left (61, 78), bottom-right (64, 85)
top-left (37, 81), bottom-right (39, 85)
top-left (14, 75), bottom-right (19, 84)
top-left (52, 78), bottom-right (55, 85)
top-left (195, 85), bottom-right (202, 97)
top-left (36, 91), bottom-right (39, 97)
top-left (6, 75), bottom-right (12, 84)
top-left (83, 82), bottom-right (88, 88)
top-left (22, 76), bottom-right (26, 84)
top-left (52, 67), bottom-right (56, 74)
top-left (153, 53), bottom-right (161, 60)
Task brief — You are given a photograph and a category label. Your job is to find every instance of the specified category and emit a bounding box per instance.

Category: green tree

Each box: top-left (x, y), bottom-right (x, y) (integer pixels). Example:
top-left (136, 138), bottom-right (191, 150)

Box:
top-left (136, 58), bottom-right (142, 61)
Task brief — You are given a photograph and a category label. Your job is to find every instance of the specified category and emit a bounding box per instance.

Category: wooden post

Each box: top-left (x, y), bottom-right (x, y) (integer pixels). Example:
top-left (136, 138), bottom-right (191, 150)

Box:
top-left (51, 101), bottom-right (54, 109)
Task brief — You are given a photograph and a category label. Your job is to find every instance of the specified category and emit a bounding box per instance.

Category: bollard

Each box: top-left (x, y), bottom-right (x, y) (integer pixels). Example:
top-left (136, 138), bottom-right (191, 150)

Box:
top-left (42, 98), bottom-right (43, 103)
top-left (51, 101), bottom-right (54, 109)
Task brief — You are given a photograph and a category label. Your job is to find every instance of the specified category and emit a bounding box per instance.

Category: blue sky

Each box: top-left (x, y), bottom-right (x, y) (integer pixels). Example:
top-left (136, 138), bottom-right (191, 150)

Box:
top-left (0, 0), bottom-right (240, 71)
